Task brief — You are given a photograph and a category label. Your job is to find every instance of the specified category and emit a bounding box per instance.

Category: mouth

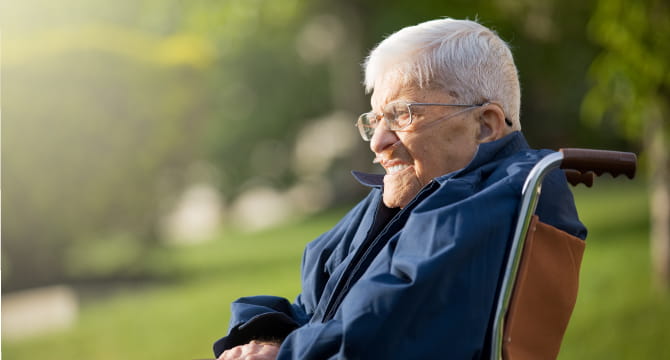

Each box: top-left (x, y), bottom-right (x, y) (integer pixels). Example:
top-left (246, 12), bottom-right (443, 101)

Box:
top-left (386, 164), bottom-right (410, 174)
top-left (374, 141), bottom-right (413, 175)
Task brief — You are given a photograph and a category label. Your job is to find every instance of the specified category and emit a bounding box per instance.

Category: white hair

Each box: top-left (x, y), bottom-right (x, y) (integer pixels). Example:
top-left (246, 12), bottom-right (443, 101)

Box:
top-left (364, 18), bottom-right (522, 130)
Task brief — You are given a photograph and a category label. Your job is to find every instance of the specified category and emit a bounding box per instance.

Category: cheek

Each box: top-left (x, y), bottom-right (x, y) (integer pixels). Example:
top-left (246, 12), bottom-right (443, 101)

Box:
top-left (412, 134), bottom-right (456, 175)
top-left (410, 133), bottom-right (476, 181)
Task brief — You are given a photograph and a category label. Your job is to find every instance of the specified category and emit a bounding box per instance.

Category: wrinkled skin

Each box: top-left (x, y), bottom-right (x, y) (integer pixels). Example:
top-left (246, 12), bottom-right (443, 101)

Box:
top-left (217, 340), bottom-right (280, 360)
top-left (369, 83), bottom-right (508, 208)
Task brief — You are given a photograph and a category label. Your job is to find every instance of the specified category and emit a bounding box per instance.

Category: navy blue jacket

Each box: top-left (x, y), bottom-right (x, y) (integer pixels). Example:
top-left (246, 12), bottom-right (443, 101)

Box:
top-left (213, 132), bottom-right (586, 359)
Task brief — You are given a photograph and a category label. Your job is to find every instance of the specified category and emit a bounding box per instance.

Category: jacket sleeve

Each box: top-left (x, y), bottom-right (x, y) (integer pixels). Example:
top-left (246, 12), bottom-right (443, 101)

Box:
top-left (273, 177), bottom-right (523, 359)
top-left (213, 296), bottom-right (308, 356)
top-left (213, 191), bottom-right (380, 357)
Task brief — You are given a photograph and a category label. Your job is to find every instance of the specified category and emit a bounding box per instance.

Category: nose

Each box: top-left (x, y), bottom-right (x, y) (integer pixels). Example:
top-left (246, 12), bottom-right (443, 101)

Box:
top-left (369, 121), bottom-right (399, 154)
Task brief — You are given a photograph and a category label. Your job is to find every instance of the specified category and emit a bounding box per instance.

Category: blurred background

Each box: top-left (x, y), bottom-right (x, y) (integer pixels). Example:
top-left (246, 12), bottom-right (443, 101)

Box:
top-left (2, 0), bottom-right (668, 359)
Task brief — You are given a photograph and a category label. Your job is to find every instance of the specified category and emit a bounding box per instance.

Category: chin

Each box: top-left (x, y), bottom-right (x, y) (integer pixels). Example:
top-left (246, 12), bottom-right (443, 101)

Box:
top-left (382, 190), bottom-right (415, 209)
top-left (382, 168), bottom-right (423, 209)
top-left (382, 175), bottom-right (423, 208)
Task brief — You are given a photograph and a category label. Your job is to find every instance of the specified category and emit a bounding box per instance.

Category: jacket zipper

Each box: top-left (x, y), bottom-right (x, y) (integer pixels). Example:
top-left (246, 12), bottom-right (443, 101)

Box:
top-left (320, 181), bottom-right (439, 322)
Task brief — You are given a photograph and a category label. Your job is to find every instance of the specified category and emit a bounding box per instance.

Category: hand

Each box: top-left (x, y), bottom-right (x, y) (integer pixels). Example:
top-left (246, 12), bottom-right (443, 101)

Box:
top-left (217, 340), bottom-right (280, 360)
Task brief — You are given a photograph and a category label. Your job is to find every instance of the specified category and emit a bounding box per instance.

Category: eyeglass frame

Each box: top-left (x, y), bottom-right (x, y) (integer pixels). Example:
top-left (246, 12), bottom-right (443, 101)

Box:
top-left (355, 100), bottom-right (513, 141)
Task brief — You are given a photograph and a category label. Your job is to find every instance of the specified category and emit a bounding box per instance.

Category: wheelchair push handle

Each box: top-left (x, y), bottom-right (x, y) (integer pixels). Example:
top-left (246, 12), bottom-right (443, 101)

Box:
top-left (559, 148), bottom-right (637, 187)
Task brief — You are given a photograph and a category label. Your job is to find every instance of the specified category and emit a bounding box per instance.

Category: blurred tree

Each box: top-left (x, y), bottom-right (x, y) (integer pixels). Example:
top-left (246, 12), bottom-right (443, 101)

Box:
top-left (1, 0), bottom-right (366, 290)
top-left (1, 0), bottom-right (634, 291)
top-left (582, 0), bottom-right (670, 289)
top-left (1, 0), bottom-right (213, 289)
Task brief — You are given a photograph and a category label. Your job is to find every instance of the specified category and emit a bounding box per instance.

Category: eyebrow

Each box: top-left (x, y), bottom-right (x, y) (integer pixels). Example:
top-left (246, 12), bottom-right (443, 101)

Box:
top-left (371, 85), bottom-right (420, 112)
top-left (372, 94), bottom-right (398, 113)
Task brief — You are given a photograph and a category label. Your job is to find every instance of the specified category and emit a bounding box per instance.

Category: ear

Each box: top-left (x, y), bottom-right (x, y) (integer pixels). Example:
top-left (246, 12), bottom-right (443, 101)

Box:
top-left (476, 103), bottom-right (508, 143)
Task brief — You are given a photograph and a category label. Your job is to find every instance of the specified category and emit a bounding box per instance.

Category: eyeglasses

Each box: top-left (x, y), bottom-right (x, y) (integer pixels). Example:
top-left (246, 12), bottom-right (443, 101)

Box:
top-left (355, 100), bottom-right (512, 141)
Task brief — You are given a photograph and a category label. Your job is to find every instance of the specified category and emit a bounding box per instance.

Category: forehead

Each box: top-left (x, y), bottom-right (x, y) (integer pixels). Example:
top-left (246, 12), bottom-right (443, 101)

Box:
top-left (370, 80), bottom-right (452, 111)
top-left (371, 80), bottom-right (415, 110)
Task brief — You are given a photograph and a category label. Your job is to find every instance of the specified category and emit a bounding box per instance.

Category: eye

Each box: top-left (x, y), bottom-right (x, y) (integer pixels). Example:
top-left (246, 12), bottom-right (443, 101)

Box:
top-left (390, 102), bottom-right (411, 128)
top-left (395, 111), bottom-right (411, 128)
top-left (382, 109), bottom-right (395, 122)
top-left (367, 113), bottom-right (381, 127)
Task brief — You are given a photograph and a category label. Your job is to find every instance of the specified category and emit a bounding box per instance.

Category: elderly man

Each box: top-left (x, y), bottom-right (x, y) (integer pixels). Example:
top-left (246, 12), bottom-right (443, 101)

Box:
top-left (214, 18), bottom-right (586, 359)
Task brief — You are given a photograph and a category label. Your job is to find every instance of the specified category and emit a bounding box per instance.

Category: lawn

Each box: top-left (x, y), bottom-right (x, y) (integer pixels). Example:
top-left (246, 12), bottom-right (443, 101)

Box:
top-left (559, 178), bottom-right (670, 359)
top-left (3, 178), bottom-right (669, 359)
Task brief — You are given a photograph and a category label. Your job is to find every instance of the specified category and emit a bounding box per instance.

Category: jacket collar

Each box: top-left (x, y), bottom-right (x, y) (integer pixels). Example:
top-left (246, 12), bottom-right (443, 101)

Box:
top-left (352, 131), bottom-right (529, 188)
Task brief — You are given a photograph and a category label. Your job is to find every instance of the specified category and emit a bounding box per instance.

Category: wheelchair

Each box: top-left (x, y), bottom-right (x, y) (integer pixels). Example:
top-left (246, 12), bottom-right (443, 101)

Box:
top-left (489, 148), bottom-right (637, 360)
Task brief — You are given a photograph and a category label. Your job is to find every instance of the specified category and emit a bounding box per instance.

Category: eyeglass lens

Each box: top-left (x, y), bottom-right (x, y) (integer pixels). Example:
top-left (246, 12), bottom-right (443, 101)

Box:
top-left (384, 101), bottom-right (412, 130)
top-left (357, 101), bottom-right (413, 141)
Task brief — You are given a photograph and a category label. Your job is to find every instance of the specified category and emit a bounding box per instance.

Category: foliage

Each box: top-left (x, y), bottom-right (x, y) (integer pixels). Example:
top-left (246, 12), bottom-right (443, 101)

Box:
top-left (2, 49), bottom-right (209, 288)
top-left (1, 0), bottom-right (326, 289)
top-left (582, 0), bottom-right (670, 139)
top-left (1, 0), bottom-right (635, 290)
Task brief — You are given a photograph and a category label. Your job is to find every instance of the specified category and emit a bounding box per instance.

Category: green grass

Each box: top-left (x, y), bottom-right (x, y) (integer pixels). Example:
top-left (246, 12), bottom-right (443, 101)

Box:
top-left (559, 178), bottom-right (670, 359)
top-left (2, 210), bottom-right (346, 360)
top-left (4, 179), bottom-right (669, 359)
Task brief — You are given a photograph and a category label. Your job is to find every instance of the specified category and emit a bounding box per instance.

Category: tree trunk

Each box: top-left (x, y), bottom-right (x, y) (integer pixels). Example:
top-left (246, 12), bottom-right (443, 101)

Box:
top-left (646, 107), bottom-right (670, 291)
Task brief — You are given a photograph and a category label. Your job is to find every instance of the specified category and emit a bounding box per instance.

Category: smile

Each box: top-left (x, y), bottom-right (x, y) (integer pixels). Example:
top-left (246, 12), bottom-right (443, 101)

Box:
top-left (386, 164), bottom-right (410, 174)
